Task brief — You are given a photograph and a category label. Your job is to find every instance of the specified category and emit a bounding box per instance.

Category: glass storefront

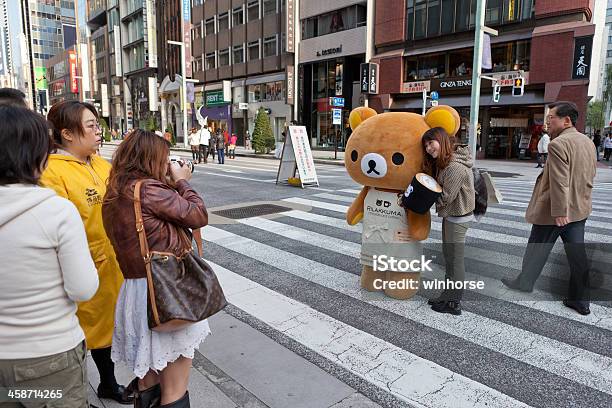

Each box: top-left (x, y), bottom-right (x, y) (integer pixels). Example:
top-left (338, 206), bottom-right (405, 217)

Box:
top-left (301, 55), bottom-right (363, 150)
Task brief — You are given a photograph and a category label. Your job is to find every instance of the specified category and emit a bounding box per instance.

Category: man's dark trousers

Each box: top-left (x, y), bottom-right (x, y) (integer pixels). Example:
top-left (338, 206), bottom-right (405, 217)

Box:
top-left (517, 219), bottom-right (589, 303)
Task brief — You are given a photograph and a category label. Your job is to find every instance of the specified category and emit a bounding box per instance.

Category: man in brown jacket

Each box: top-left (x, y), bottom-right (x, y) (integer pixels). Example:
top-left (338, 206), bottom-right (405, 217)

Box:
top-left (502, 101), bottom-right (596, 315)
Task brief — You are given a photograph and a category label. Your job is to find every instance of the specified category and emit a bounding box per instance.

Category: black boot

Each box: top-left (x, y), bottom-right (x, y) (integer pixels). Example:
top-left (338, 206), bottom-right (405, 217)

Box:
top-left (160, 391), bottom-right (190, 408)
top-left (133, 380), bottom-right (161, 408)
top-left (431, 300), bottom-right (462, 315)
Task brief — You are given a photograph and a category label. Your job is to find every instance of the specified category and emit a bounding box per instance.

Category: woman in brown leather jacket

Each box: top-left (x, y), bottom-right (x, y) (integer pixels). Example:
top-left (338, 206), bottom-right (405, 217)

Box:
top-left (102, 130), bottom-right (209, 408)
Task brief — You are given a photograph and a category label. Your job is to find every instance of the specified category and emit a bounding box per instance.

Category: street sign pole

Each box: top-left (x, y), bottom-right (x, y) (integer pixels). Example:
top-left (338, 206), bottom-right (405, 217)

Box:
top-left (468, 0), bottom-right (486, 161)
top-left (422, 90), bottom-right (427, 115)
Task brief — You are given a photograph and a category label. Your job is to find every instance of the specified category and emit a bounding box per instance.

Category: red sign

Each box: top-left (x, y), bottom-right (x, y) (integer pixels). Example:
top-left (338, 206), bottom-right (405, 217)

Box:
top-left (68, 51), bottom-right (78, 94)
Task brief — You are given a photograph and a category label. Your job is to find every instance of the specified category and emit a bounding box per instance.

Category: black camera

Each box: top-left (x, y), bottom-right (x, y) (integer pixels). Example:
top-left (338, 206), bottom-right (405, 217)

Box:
top-left (169, 156), bottom-right (195, 173)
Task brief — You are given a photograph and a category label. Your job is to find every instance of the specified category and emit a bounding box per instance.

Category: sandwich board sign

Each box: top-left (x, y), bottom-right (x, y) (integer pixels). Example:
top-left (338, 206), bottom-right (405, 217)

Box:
top-left (276, 126), bottom-right (319, 188)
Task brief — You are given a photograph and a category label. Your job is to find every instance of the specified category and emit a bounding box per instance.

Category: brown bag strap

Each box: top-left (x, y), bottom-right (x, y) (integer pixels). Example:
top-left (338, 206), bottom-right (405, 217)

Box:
top-left (133, 180), bottom-right (151, 263)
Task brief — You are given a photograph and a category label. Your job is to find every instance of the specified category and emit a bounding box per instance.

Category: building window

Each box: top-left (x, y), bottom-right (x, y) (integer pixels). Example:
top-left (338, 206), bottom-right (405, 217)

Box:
top-left (248, 40), bottom-right (260, 60)
top-left (263, 35), bottom-right (277, 57)
top-left (301, 5), bottom-right (367, 39)
top-left (219, 48), bottom-right (230, 66)
top-left (407, 0), bottom-right (532, 40)
top-left (232, 6), bottom-right (244, 26)
top-left (205, 52), bottom-right (216, 69)
top-left (205, 17), bottom-right (215, 35)
top-left (218, 12), bottom-right (229, 31)
top-left (263, 0), bottom-right (277, 16)
top-left (247, 0), bottom-right (259, 21)
top-left (233, 44), bottom-right (244, 64)
top-left (608, 50), bottom-right (612, 58)
top-left (193, 56), bottom-right (202, 72)
top-left (192, 23), bottom-right (202, 39)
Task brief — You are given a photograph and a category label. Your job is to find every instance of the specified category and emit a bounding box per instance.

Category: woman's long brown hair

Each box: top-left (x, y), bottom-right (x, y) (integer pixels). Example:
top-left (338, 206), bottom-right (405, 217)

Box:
top-left (105, 129), bottom-right (170, 202)
top-left (421, 127), bottom-right (454, 178)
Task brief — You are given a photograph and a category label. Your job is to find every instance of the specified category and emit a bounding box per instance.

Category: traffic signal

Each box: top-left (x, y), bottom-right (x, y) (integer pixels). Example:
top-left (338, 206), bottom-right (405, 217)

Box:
top-left (492, 84), bottom-right (501, 103)
top-left (512, 77), bottom-right (524, 97)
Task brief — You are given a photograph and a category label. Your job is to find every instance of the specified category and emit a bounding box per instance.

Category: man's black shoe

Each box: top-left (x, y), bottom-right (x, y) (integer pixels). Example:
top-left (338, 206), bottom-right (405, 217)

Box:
top-left (501, 278), bottom-right (533, 293)
top-left (563, 299), bottom-right (590, 316)
top-left (431, 301), bottom-right (462, 315)
top-left (97, 383), bottom-right (134, 405)
top-left (427, 297), bottom-right (444, 306)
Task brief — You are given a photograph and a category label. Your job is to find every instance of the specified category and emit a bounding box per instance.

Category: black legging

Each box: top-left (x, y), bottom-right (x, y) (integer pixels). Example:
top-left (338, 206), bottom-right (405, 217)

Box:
top-left (91, 347), bottom-right (118, 389)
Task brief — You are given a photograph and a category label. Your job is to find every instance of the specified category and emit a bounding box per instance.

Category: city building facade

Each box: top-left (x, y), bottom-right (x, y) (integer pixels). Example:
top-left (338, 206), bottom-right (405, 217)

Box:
top-left (20, 0), bottom-right (78, 113)
top-left (0, 0), bottom-right (15, 88)
top-left (192, 0), bottom-right (295, 146)
top-left (120, 0), bottom-right (159, 131)
top-left (45, 47), bottom-right (80, 105)
top-left (372, 0), bottom-right (595, 159)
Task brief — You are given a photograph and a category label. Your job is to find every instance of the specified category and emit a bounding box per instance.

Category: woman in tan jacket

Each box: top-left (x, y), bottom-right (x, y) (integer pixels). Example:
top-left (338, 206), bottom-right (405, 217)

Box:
top-left (422, 127), bottom-right (475, 315)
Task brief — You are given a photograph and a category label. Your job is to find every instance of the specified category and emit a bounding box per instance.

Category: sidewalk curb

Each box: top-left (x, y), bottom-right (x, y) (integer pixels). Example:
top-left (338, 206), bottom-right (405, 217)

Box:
top-left (106, 141), bottom-right (346, 166)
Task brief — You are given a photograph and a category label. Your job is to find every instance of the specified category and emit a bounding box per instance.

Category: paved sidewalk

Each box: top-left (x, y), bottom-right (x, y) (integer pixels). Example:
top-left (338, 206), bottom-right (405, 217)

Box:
top-left (88, 311), bottom-right (381, 408)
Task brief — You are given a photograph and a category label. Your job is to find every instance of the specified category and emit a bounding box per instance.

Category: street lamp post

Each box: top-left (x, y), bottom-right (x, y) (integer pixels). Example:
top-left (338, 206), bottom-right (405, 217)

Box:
top-left (167, 40), bottom-right (188, 148)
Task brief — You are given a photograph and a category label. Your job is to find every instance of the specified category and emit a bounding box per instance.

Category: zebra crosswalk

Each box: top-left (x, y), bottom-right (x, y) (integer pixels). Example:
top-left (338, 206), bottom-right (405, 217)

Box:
top-left (199, 182), bottom-right (612, 408)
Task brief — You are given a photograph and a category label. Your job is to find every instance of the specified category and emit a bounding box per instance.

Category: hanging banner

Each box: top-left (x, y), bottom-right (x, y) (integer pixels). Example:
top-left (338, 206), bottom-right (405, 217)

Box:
top-left (101, 84), bottom-right (109, 116)
top-left (145, 0), bottom-right (158, 68)
top-left (183, 0), bottom-right (192, 77)
top-left (276, 126), bottom-right (319, 187)
top-left (80, 43), bottom-right (90, 92)
top-left (68, 51), bottom-right (78, 94)
top-left (148, 77), bottom-right (158, 111)
top-left (114, 26), bottom-right (122, 77)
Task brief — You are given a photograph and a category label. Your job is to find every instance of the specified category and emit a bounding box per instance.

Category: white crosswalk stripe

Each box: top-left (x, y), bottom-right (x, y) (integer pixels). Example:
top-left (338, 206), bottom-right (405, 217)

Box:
top-left (200, 185), bottom-right (612, 407)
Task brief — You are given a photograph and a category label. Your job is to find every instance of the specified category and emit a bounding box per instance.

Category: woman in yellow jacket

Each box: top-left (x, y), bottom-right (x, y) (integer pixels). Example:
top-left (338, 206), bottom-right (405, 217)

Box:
top-left (40, 101), bottom-right (131, 404)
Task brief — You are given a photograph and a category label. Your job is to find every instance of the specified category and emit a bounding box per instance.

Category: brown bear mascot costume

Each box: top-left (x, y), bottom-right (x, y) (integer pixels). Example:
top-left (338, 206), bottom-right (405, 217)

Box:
top-left (345, 105), bottom-right (461, 300)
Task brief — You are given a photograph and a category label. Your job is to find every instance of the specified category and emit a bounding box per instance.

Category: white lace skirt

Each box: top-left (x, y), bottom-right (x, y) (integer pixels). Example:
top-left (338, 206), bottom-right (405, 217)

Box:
top-left (111, 278), bottom-right (211, 378)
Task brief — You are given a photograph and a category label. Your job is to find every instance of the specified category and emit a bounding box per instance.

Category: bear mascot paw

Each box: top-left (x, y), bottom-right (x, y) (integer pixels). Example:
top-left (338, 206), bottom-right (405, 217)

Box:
top-left (344, 105), bottom-right (461, 300)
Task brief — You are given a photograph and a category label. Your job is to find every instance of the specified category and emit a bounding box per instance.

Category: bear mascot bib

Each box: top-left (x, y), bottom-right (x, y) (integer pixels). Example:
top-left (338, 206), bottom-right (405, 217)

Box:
top-left (345, 105), bottom-right (461, 300)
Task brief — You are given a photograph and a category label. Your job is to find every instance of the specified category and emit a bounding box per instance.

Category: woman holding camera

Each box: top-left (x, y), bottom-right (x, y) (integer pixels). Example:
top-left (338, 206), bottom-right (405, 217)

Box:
top-left (422, 127), bottom-right (475, 315)
top-left (40, 100), bottom-right (131, 403)
top-left (102, 130), bottom-right (210, 408)
top-left (0, 105), bottom-right (99, 407)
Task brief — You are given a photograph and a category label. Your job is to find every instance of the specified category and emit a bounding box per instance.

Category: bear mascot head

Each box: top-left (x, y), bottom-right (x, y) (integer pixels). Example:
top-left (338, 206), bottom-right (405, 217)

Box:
top-left (344, 105), bottom-right (460, 300)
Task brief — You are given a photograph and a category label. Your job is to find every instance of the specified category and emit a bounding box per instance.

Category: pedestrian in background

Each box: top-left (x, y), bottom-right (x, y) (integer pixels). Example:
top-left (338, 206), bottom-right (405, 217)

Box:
top-left (216, 129), bottom-right (226, 164)
top-left (223, 129), bottom-right (230, 156)
top-left (245, 129), bottom-right (251, 150)
top-left (188, 127), bottom-right (200, 163)
top-left (0, 105), bottom-right (99, 408)
top-left (199, 125), bottom-right (211, 164)
top-left (421, 127), bottom-right (475, 316)
top-left (503, 102), bottom-right (596, 316)
top-left (536, 131), bottom-right (550, 168)
top-left (603, 133), bottom-right (612, 161)
top-left (103, 130), bottom-right (211, 408)
top-left (207, 127), bottom-right (216, 162)
top-left (41, 100), bottom-right (131, 404)
top-left (229, 133), bottom-right (237, 159)
top-left (593, 130), bottom-right (601, 161)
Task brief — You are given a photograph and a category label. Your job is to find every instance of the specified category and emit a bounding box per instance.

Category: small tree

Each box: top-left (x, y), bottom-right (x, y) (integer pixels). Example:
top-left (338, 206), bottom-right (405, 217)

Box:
top-left (99, 118), bottom-right (112, 142)
top-left (252, 108), bottom-right (275, 154)
top-left (145, 115), bottom-right (158, 132)
top-left (586, 100), bottom-right (605, 134)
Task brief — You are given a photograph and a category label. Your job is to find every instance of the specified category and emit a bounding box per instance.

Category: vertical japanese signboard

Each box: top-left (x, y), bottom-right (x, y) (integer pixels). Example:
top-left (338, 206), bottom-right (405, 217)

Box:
top-left (359, 62), bottom-right (379, 94)
top-left (572, 36), bottom-right (592, 80)
top-left (101, 84), bottom-right (109, 116)
top-left (183, 0), bottom-right (192, 77)
top-left (286, 0), bottom-right (295, 53)
top-left (69, 51), bottom-right (78, 94)
top-left (114, 26), bottom-right (122, 77)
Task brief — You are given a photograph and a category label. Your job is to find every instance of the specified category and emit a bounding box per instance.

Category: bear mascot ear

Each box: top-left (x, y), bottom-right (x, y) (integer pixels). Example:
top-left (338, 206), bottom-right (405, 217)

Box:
top-left (349, 107), bottom-right (378, 131)
top-left (425, 105), bottom-right (461, 136)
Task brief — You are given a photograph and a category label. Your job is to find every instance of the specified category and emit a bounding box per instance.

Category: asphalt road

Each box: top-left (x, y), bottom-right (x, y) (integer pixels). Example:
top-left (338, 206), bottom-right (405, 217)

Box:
top-left (100, 145), bottom-right (612, 408)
